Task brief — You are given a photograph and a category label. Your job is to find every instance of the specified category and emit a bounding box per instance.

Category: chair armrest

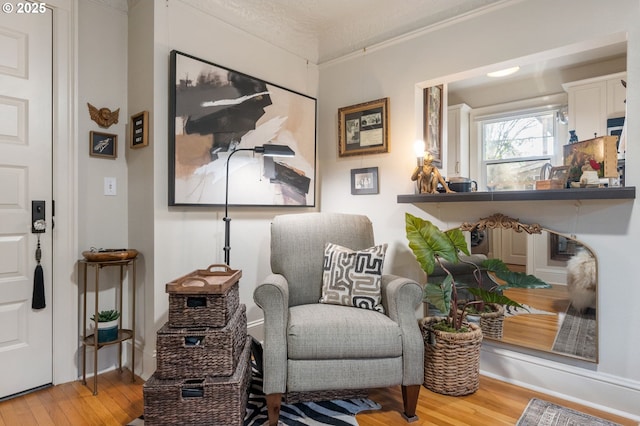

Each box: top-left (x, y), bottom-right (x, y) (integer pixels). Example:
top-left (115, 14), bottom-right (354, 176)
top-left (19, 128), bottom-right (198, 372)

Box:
top-left (381, 275), bottom-right (424, 386)
top-left (253, 273), bottom-right (290, 394)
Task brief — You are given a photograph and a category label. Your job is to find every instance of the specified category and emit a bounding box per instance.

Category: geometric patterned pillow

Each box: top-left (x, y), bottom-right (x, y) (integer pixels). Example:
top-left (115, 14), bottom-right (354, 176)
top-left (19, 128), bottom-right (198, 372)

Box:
top-left (319, 243), bottom-right (387, 313)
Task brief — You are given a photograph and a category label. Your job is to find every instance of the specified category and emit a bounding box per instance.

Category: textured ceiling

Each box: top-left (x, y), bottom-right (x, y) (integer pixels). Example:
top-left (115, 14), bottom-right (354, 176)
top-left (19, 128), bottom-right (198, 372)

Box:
top-left (181, 0), bottom-right (504, 63)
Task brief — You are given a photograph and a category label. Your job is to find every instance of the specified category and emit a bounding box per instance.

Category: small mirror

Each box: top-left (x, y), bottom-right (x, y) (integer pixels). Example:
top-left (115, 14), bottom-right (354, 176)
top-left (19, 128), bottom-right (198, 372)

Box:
top-left (459, 214), bottom-right (597, 362)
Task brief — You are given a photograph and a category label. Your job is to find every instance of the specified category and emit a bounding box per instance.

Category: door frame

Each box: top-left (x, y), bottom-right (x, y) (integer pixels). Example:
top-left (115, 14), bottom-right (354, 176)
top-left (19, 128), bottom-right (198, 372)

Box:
top-left (49, 0), bottom-right (78, 385)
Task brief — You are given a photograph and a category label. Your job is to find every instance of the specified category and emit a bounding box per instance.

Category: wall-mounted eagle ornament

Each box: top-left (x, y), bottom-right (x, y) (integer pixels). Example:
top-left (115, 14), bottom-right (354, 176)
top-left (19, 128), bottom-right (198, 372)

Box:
top-left (88, 103), bottom-right (120, 128)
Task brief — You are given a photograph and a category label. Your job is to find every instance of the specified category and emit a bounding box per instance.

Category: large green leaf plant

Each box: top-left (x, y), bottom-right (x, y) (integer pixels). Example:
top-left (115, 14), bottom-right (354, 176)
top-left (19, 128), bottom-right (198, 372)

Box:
top-left (405, 212), bottom-right (551, 331)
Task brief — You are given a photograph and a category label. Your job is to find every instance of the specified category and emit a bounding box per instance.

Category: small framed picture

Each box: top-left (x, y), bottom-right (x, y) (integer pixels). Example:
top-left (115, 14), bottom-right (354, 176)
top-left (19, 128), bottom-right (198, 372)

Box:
top-left (351, 167), bottom-right (379, 195)
top-left (338, 98), bottom-right (389, 157)
top-left (89, 131), bottom-right (117, 159)
top-left (130, 110), bottom-right (149, 149)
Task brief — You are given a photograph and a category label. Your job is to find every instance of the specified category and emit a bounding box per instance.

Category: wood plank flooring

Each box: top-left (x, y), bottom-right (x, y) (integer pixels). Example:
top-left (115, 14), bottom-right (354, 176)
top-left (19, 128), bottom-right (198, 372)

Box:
top-left (0, 368), bottom-right (635, 425)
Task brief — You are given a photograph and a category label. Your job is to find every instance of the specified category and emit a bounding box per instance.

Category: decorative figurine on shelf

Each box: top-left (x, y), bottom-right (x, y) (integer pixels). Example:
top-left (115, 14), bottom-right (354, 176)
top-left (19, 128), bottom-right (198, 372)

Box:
top-left (411, 152), bottom-right (453, 194)
top-left (579, 159), bottom-right (601, 187)
top-left (569, 130), bottom-right (579, 143)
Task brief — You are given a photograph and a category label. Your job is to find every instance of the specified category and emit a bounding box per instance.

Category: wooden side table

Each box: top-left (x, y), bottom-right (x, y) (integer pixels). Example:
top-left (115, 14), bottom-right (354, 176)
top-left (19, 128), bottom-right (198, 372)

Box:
top-left (79, 257), bottom-right (137, 395)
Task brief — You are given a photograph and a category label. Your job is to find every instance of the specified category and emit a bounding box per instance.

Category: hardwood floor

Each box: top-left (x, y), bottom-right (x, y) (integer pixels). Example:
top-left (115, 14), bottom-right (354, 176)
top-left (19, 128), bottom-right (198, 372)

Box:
top-left (0, 369), bottom-right (635, 426)
top-left (0, 369), bottom-right (143, 426)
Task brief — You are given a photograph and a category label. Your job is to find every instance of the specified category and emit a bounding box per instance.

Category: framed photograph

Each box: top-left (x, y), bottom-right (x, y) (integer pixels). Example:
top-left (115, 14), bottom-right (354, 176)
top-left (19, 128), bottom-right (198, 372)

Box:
top-left (424, 85), bottom-right (443, 166)
top-left (89, 131), bottom-right (117, 159)
top-left (169, 50), bottom-right (317, 207)
top-left (351, 167), bottom-right (379, 195)
top-left (338, 98), bottom-right (389, 157)
top-left (130, 110), bottom-right (149, 149)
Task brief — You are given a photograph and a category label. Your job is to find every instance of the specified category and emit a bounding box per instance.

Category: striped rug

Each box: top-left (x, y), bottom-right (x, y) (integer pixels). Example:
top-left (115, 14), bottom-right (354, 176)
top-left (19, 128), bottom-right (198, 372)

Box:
top-left (244, 362), bottom-right (381, 426)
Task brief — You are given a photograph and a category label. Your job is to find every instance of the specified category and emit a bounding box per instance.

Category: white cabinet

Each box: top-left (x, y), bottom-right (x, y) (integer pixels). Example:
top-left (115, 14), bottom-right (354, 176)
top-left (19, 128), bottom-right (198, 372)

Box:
top-left (447, 103), bottom-right (471, 178)
top-left (562, 72), bottom-right (626, 142)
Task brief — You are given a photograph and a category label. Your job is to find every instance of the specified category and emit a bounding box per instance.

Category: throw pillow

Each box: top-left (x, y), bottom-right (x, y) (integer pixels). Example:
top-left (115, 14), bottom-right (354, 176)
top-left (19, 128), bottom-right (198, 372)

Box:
top-left (320, 242), bottom-right (387, 313)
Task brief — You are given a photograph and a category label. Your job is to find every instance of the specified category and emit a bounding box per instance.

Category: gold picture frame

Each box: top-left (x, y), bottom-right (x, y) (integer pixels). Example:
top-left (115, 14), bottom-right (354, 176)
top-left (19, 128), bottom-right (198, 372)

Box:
top-left (424, 85), bottom-right (443, 166)
top-left (338, 98), bottom-right (389, 157)
top-left (130, 110), bottom-right (149, 149)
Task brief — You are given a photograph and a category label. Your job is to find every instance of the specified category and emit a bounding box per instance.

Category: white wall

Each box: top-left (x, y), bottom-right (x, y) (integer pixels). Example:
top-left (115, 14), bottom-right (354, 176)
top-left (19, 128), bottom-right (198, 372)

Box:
top-left (319, 0), bottom-right (640, 419)
top-left (126, 0), bottom-right (319, 379)
top-left (77, 0), bottom-right (129, 374)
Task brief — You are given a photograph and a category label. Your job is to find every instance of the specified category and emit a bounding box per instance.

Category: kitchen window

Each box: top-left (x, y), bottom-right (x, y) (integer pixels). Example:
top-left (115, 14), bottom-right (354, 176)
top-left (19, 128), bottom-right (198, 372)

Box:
top-left (478, 107), bottom-right (562, 191)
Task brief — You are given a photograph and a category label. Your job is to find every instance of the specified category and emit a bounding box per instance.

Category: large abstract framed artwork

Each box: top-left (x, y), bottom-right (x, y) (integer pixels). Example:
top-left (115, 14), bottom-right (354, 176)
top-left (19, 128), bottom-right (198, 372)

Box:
top-left (169, 50), bottom-right (317, 206)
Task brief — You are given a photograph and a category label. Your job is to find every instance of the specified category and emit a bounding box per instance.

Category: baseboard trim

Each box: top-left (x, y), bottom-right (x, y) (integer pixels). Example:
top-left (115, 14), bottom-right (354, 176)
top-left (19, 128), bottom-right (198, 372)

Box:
top-left (247, 318), bottom-right (264, 342)
top-left (480, 344), bottom-right (640, 421)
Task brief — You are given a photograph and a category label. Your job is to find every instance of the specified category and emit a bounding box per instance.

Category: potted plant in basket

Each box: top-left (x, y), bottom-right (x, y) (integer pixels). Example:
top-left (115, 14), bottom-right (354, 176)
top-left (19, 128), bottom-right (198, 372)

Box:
top-left (405, 212), bottom-right (550, 395)
top-left (91, 309), bottom-right (120, 343)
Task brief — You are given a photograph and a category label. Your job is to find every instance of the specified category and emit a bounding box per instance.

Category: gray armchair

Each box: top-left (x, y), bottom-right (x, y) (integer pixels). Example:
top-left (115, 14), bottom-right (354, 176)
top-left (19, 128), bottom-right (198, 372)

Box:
top-left (254, 212), bottom-right (424, 425)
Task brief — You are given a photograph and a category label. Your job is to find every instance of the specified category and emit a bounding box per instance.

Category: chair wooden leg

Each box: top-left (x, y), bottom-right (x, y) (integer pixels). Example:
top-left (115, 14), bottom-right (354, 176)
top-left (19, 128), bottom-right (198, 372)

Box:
top-left (401, 384), bottom-right (420, 422)
top-left (266, 393), bottom-right (282, 426)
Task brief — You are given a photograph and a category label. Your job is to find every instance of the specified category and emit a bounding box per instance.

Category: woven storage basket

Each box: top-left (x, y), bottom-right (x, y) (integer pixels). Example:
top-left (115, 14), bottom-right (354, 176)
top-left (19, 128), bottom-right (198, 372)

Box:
top-left (479, 303), bottom-right (505, 340)
top-left (144, 337), bottom-right (251, 426)
top-left (156, 304), bottom-right (246, 379)
top-left (166, 264), bottom-right (241, 328)
top-left (419, 317), bottom-right (483, 396)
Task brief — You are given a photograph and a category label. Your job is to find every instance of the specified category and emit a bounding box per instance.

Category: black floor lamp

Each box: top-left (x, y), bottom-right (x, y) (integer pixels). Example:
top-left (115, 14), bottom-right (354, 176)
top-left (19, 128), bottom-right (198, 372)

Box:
top-left (223, 144), bottom-right (295, 265)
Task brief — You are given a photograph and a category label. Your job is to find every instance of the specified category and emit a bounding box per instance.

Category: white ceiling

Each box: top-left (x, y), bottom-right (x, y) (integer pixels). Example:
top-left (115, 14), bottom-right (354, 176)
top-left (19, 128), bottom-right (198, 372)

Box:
top-left (181, 0), bottom-right (505, 64)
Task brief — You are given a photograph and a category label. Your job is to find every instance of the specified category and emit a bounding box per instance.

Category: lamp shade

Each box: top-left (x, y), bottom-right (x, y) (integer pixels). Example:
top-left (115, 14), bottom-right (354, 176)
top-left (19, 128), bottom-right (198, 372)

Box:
top-left (257, 144), bottom-right (295, 157)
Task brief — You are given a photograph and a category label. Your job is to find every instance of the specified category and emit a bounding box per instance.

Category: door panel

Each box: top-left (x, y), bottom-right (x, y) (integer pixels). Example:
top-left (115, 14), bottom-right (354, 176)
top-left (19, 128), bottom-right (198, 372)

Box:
top-left (0, 8), bottom-right (53, 398)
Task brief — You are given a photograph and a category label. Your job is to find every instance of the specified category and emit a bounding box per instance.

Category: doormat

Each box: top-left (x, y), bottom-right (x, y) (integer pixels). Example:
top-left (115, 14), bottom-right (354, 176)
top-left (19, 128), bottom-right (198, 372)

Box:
top-left (551, 304), bottom-right (596, 360)
top-left (516, 398), bottom-right (621, 426)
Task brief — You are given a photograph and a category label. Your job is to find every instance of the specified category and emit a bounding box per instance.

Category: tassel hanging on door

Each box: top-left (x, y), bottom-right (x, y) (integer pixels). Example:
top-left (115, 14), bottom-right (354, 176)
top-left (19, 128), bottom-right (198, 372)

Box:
top-left (32, 234), bottom-right (45, 309)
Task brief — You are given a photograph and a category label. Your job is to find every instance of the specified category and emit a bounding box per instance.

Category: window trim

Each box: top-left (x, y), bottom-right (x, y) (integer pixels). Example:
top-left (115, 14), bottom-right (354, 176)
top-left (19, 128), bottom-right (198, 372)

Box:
top-left (469, 93), bottom-right (568, 190)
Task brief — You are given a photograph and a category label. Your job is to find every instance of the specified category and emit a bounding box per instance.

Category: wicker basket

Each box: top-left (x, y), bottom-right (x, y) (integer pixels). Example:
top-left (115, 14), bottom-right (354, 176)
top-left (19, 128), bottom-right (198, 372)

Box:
top-left (166, 265), bottom-right (241, 328)
top-left (419, 317), bottom-right (483, 396)
top-left (156, 304), bottom-right (247, 379)
top-left (144, 337), bottom-right (251, 426)
top-left (479, 303), bottom-right (505, 340)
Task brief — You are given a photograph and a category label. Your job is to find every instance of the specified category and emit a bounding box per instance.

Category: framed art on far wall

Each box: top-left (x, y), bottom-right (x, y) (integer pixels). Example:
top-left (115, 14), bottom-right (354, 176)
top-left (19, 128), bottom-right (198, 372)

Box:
top-left (351, 167), bottom-right (379, 195)
top-left (338, 98), bottom-right (389, 157)
top-left (130, 110), bottom-right (149, 148)
top-left (168, 50), bottom-right (317, 207)
top-left (89, 131), bottom-right (117, 159)
top-left (424, 85), bottom-right (443, 166)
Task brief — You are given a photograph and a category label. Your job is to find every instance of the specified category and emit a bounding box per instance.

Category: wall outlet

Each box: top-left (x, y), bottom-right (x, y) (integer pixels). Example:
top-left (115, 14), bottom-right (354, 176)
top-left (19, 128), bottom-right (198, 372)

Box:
top-left (104, 177), bottom-right (117, 196)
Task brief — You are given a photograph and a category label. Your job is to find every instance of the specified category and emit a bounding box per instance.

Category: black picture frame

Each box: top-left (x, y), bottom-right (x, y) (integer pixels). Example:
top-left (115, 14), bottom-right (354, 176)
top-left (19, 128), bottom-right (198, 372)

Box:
top-left (424, 85), bottom-right (443, 166)
top-left (338, 98), bottom-right (389, 157)
top-left (89, 131), bottom-right (117, 159)
top-left (351, 167), bottom-right (379, 195)
top-left (168, 50), bottom-right (317, 207)
top-left (130, 110), bottom-right (149, 149)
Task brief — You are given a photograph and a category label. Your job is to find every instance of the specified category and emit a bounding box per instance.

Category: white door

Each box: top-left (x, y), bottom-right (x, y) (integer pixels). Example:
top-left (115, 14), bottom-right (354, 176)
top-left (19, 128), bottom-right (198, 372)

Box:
top-left (0, 7), bottom-right (53, 398)
top-left (493, 228), bottom-right (527, 266)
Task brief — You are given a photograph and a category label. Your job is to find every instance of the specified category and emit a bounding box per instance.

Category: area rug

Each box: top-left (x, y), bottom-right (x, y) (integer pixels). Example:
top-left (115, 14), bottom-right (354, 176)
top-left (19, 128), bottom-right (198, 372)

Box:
top-left (244, 365), bottom-right (381, 426)
top-left (129, 361), bottom-right (381, 426)
top-left (504, 303), bottom-right (556, 317)
top-left (551, 304), bottom-right (596, 360)
top-left (516, 398), bottom-right (621, 426)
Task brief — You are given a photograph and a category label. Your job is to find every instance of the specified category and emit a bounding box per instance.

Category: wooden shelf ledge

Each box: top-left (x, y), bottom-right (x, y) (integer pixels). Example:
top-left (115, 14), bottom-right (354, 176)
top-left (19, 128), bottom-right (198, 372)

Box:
top-left (397, 186), bottom-right (636, 203)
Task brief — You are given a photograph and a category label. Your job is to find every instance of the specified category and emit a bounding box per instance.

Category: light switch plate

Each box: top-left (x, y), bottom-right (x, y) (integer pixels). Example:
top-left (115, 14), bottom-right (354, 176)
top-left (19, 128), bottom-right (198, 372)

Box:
top-left (104, 177), bottom-right (117, 196)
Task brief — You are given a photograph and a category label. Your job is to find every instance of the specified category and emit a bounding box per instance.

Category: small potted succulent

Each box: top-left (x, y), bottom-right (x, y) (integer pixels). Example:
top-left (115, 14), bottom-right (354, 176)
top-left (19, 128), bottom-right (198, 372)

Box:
top-left (91, 309), bottom-right (120, 343)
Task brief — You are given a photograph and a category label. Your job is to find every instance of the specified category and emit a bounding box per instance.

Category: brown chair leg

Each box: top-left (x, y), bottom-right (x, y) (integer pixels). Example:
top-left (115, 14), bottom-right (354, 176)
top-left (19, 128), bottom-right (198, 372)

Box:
top-left (401, 384), bottom-right (420, 422)
top-left (266, 393), bottom-right (282, 426)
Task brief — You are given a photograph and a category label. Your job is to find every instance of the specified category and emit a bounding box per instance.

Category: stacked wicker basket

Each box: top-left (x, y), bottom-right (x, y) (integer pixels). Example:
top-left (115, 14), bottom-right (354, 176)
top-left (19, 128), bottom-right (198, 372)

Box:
top-left (143, 265), bottom-right (250, 425)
